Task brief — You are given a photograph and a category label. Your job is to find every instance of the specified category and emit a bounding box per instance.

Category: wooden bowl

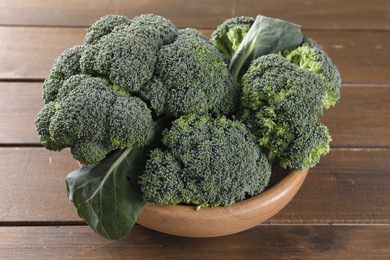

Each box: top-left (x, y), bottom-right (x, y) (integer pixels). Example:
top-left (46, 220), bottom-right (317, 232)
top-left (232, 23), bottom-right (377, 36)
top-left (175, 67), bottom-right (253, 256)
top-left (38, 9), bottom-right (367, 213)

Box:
top-left (137, 168), bottom-right (308, 237)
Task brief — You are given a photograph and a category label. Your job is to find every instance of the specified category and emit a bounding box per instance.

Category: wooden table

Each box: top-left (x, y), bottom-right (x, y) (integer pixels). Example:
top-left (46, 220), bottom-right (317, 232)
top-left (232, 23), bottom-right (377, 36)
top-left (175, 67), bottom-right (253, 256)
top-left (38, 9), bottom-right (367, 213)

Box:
top-left (1, 0), bottom-right (389, 258)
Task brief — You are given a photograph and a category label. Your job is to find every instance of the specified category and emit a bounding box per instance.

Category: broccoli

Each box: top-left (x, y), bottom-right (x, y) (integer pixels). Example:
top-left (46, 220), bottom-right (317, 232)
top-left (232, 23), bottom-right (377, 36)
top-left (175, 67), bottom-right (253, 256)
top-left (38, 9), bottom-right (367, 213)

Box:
top-left (35, 101), bottom-right (60, 150)
top-left (35, 75), bottom-right (154, 164)
top-left (41, 14), bottom-right (343, 240)
top-left (84, 14), bottom-right (132, 45)
top-left (139, 115), bottom-right (271, 207)
top-left (240, 54), bottom-right (331, 170)
top-left (37, 14), bottom-right (241, 164)
top-left (279, 36), bottom-right (342, 109)
top-left (210, 17), bottom-right (341, 108)
top-left (79, 14), bottom-right (239, 117)
top-left (211, 16), bottom-right (254, 59)
top-left (279, 121), bottom-right (331, 170)
top-left (141, 28), bottom-right (239, 117)
top-left (80, 14), bottom-right (179, 94)
top-left (42, 45), bottom-right (85, 103)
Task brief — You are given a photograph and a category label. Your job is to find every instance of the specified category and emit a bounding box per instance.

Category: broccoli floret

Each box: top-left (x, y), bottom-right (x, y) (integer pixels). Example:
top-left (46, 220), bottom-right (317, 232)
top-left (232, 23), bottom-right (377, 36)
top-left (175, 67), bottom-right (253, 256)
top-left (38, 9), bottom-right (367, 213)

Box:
top-left (57, 74), bottom-right (91, 100)
top-left (240, 54), bottom-right (330, 170)
top-left (280, 36), bottom-right (342, 109)
top-left (242, 54), bottom-right (325, 119)
top-left (139, 115), bottom-right (271, 207)
top-left (279, 121), bottom-right (331, 170)
top-left (35, 101), bottom-right (62, 150)
top-left (130, 14), bottom-right (179, 47)
top-left (36, 75), bottom-right (154, 164)
top-left (38, 14), bottom-right (244, 165)
top-left (80, 15), bottom-right (239, 118)
top-left (80, 27), bottom-right (157, 93)
top-left (140, 149), bottom-right (184, 205)
top-left (142, 28), bottom-right (239, 117)
top-left (139, 78), bottom-right (166, 116)
top-left (80, 14), bottom-right (178, 94)
top-left (42, 45), bottom-right (84, 103)
top-left (211, 16), bottom-right (254, 59)
top-left (108, 95), bottom-right (155, 149)
top-left (84, 14), bottom-right (132, 45)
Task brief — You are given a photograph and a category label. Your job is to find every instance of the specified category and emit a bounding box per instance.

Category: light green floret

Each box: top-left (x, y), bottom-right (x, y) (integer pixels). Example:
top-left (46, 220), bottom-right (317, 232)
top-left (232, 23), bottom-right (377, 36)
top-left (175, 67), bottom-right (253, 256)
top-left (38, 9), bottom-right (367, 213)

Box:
top-left (211, 16), bottom-right (255, 59)
top-left (280, 36), bottom-right (342, 109)
top-left (139, 115), bottom-right (272, 207)
top-left (240, 54), bottom-right (330, 170)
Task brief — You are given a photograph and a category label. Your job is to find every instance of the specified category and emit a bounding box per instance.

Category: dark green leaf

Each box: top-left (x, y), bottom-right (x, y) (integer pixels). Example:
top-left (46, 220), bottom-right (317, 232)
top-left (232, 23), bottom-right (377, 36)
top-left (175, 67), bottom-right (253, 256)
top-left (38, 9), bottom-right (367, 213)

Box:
top-left (66, 147), bottom-right (146, 240)
top-left (229, 15), bottom-right (303, 80)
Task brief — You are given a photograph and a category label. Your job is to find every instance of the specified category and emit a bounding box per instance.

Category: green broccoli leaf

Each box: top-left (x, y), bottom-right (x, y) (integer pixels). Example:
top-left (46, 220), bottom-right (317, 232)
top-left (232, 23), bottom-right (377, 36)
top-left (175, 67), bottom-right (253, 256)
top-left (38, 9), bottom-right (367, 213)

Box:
top-left (229, 15), bottom-right (303, 81)
top-left (66, 147), bottom-right (147, 240)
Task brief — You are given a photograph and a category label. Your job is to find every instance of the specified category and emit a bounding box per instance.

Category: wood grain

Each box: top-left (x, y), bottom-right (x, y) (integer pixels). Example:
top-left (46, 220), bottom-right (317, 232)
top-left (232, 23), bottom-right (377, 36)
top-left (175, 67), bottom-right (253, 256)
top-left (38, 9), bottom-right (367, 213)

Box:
top-left (0, 82), bottom-right (43, 144)
top-left (0, 148), bottom-right (388, 224)
top-left (272, 148), bottom-right (390, 224)
top-left (0, 27), bottom-right (85, 80)
top-left (0, 148), bottom-right (80, 223)
top-left (1, 83), bottom-right (389, 147)
top-left (0, 0), bottom-right (389, 30)
top-left (321, 85), bottom-right (390, 147)
top-left (0, 225), bottom-right (389, 259)
top-left (0, 27), bottom-right (389, 83)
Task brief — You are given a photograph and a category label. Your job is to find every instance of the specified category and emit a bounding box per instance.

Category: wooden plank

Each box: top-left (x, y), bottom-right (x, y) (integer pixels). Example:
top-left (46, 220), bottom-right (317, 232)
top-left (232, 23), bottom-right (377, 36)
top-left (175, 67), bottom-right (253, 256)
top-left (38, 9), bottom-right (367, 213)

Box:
top-left (0, 225), bottom-right (389, 258)
top-left (0, 0), bottom-right (389, 30)
top-left (321, 85), bottom-right (390, 147)
top-left (0, 148), bottom-right (389, 224)
top-left (308, 31), bottom-right (390, 84)
top-left (0, 27), bottom-right (85, 80)
top-left (271, 148), bottom-right (390, 224)
top-left (0, 27), bottom-right (389, 83)
top-left (1, 83), bottom-right (389, 147)
top-left (0, 82), bottom-right (42, 144)
top-left (0, 148), bottom-right (80, 222)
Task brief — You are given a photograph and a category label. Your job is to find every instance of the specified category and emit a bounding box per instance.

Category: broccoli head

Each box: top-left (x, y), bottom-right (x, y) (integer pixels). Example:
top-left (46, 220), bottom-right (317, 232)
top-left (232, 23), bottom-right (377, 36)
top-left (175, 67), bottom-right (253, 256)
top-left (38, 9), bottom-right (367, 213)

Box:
top-left (139, 115), bottom-right (271, 207)
top-left (279, 121), bottom-right (331, 170)
top-left (84, 14), bottom-right (132, 45)
top-left (42, 45), bottom-right (84, 103)
top-left (141, 28), bottom-right (239, 117)
top-left (35, 101), bottom-right (61, 150)
top-left (240, 54), bottom-right (330, 170)
top-left (50, 14), bottom-right (239, 120)
top-left (35, 75), bottom-right (154, 164)
top-left (211, 18), bottom-right (340, 108)
top-left (280, 36), bottom-right (342, 109)
top-left (80, 14), bottom-right (178, 94)
top-left (38, 14), bottom-right (244, 165)
top-left (211, 16), bottom-right (254, 59)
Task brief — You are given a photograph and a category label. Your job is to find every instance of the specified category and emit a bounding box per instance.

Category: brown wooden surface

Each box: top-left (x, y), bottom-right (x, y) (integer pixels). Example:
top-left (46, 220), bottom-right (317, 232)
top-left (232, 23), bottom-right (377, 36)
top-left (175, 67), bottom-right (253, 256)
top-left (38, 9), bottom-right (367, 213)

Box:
top-left (321, 85), bottom-right (390, 147)
top-left (0, 82), bottom-right (43, 144)
top-left (1, 225), bottom-right (389, 259)
top-left (0, 0), bottom-right (389, 30)
top-left (0, 0), bottom-right (389, 258)
top-left (1, 27), bottom-right (389, 83)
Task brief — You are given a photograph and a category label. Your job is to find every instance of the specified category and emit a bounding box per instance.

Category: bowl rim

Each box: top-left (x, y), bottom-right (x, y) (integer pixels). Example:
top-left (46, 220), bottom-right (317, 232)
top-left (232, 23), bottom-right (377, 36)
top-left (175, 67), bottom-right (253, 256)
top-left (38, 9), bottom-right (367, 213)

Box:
top-left (137, 168), bottom-right (308, 237)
